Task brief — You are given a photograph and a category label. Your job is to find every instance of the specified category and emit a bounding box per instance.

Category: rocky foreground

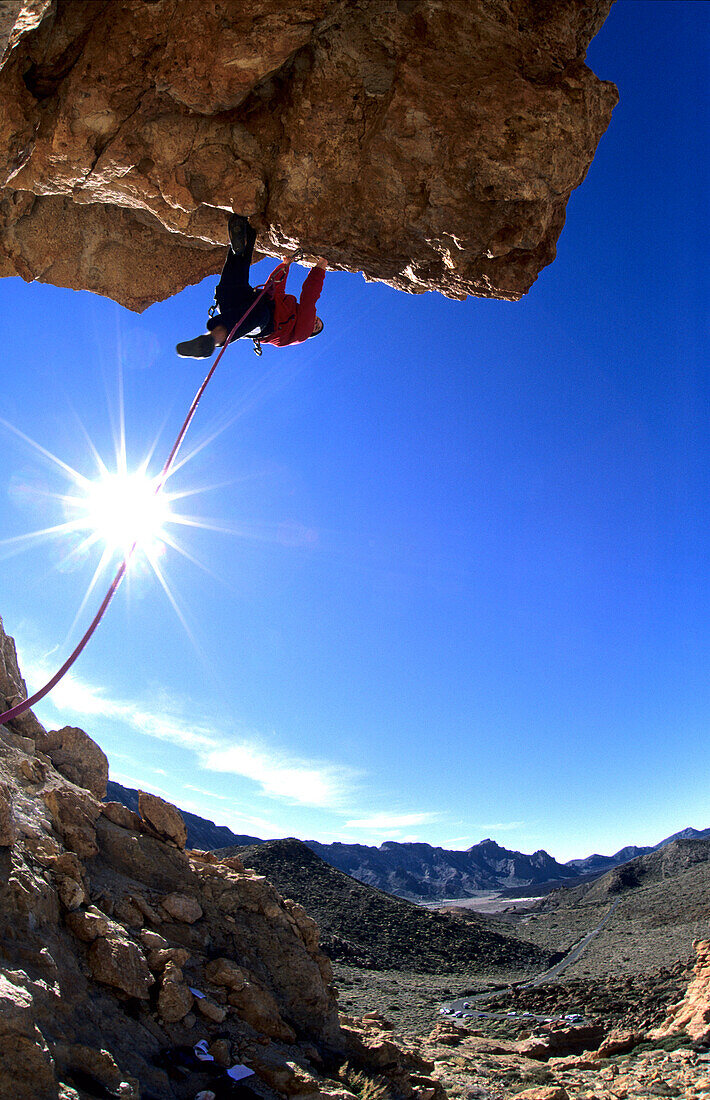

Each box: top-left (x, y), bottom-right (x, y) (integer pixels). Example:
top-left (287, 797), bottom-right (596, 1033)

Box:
top-left (0, 0), bottom-right (617, 306)
top-left (0, 617), bottom-right (443, 1099)
top-left (1, 612), bottom-right (709, 1100)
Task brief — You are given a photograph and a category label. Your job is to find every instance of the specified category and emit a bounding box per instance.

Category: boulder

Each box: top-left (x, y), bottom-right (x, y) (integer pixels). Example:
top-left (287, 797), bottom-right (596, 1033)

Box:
top-left (147, 946), bottom-right (190, 972)
top-left (138, 791), bottom-right (187, 849)
top-left (196, 997), bottom-right (228, 1023)
top-left (595, 1028), bottom-right (644, 1058)
top-left (42, 786), bottom-right (100, 858)
top-left (65, 906), bottom-right (111, 943)
top-left (160, 891), bottom-right (203, 923)
top-left (101, 801), bottom-right (141, 830)
top-left (36, 726), bottom-right (108, 798)
top-left (55, 873), bottom-right (87, 911)
top-left (88, 935), bottom-right (154, 1000)
top-left (158, 979), bottom-right (194, 1023)
top-left (205, 957), bottom-right (296, 1040)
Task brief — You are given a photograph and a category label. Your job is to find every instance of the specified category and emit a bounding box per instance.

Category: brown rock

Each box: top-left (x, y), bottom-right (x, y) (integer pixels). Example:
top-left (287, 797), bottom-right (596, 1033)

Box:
top-left (65, 906), bottom-right (111, 943)
top-left (95, 814), bottom-right (194, 893)
top-left (208, 1039), bottom-right (232, 1067)
top-left (204, 957), bottom-right (249, 990)
top-left (0, 616), bottom-right (46, 740)
top-left (225, 975), bottom-right (296, 1041)
top-left (55, 873), bottom-right (87, 910)
top-left (653, 934), bottom-right (710, 1044)
top-left (517, 1023), bottom-right (605, 1060)
top-left (52, 1043), bottom-right (138, 1100)
top-left (101, 800), bottom-right (141, 830)
top-left (0, 2), bottom-right (616, 307)
top-left (0, 778), bottom-right (15, 845)
top-left (127, 890), bottom-right (162, 925)
top-left (112, 895), bottom-right (145, 927)
top-left (197, 997), bottom-right (228, 1023)
top-left (138, 791), bottom-right (187, 848)
top-left (161, 891), bottom-right (203, 923)
top-left (220, 854), bottom-right (245, 872)
top-left (20, 757), bottom-right (46, 784)
top-left (158, 979), bottom-right (194, 1023)
top-left (36, 725), bottom-right (108, 798)
top-left (42, 785), bottom-right (100, 858)
top-left (147, 946), bottom-right (190, 972)
top-left (511, 1088), bottom-right (570, 1100)
top-left (284, 898), bottom-right (320, 953)
top-left (596, 1028), bottom-right (644, 1058)
top-left (88, 935), bottom-right (154, 999)
top-left (139, 929), bottom-right (169, 950)
top-left (0, 973), bottom-right (58, 1099)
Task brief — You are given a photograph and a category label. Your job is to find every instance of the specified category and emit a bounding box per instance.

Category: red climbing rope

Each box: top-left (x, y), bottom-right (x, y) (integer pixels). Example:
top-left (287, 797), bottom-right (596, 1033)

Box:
top-left (0, 257), bottom-right (292, 728)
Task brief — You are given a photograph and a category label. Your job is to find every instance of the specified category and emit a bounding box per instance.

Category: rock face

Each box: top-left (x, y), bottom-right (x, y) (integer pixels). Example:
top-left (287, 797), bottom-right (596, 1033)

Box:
top-left (0, 615), bottom-right (445, 1100)
top-left (653, 931), bottom-right (710, 1045)
top-left (0, 0), bottom-right (616, 308)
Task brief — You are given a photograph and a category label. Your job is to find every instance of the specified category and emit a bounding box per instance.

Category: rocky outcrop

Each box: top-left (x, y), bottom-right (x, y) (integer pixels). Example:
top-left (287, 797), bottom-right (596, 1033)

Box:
top-left (35, 724), bottom-right (108, 798)
top-left (0, 0), bottom-right (617, 308)
top-left (0, 615), bottom-right (446, 1100)
top-left (653, 932), bottom-right (710, 1045)
top-left (0, 613), bottom-right (45, 740)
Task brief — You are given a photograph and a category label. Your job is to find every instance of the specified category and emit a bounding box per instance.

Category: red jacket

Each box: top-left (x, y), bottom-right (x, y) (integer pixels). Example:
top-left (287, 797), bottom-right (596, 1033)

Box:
top-left (262, 265), bottom-right (325, 347)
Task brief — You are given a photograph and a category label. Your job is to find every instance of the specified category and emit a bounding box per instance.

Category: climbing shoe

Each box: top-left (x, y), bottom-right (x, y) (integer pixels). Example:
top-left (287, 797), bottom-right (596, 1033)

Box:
top-left (228, 213), bottom-right (250, 255)
top-left (176, 334), bottom-right (215, 358)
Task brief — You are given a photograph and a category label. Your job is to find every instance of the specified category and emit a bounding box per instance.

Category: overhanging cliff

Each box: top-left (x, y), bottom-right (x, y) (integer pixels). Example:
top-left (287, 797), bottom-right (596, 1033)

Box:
top-left (0, 0), bottom-right (617, 310)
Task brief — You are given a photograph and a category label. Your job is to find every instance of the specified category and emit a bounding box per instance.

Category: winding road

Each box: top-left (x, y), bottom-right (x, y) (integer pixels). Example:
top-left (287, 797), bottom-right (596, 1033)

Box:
top-left (442, 897), bottom-right (621, 1019)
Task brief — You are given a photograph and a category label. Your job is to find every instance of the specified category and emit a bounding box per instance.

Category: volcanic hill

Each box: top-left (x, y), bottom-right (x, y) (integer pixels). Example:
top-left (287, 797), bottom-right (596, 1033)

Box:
top-left (220, 836), bottom-right (548, 974)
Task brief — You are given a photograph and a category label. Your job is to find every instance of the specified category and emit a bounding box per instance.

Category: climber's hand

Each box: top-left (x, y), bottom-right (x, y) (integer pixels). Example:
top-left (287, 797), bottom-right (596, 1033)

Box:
top-left (315, 256), bottom-right (328, 270)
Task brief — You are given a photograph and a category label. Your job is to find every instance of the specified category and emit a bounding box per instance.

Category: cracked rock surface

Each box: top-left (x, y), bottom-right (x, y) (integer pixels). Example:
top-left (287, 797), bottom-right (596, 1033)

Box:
top-left (0, 0), bottom-right (617, 309)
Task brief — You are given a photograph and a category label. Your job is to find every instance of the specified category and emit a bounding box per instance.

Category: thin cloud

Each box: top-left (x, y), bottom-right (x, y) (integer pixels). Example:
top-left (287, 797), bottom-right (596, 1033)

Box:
top-left (201, 742), bottom-right (355, 809)
top-left (25, 659), bottom-right (357, 812)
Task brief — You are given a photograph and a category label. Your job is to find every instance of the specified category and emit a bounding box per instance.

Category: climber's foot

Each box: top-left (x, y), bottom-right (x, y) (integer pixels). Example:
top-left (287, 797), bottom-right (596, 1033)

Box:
top-left (228, 213), bottom-right (250, 255)
top-left (176, 334), bottom-right (215, 358)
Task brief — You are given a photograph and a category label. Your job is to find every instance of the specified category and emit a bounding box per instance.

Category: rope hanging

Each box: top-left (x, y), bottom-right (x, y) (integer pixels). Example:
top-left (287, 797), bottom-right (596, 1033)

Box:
top-left (0, 257), bottom-right (292, 728)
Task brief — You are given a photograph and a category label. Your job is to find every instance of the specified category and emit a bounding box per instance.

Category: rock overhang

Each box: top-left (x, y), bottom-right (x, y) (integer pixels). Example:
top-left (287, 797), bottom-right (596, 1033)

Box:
top-left (0, 0), bottom-right (618, 311)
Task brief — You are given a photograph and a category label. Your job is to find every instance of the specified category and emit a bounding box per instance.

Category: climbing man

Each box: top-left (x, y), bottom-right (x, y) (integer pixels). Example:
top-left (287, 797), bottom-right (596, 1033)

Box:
top-left (176, 214), bottom-right (327, 358)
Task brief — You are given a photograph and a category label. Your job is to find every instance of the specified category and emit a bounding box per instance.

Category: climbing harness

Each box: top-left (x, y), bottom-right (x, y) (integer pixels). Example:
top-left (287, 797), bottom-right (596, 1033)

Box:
top-left (0, 254), bottom-right (298, 728)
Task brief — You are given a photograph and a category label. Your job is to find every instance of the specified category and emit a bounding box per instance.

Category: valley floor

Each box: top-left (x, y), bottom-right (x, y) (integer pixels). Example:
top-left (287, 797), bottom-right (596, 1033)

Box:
top-left (334, 879), bottom-right (710, 1099)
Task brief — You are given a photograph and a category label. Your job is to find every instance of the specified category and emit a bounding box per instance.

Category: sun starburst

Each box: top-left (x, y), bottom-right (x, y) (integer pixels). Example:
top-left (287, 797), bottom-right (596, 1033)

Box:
top-left (67, 466), bottom-right (173, 562)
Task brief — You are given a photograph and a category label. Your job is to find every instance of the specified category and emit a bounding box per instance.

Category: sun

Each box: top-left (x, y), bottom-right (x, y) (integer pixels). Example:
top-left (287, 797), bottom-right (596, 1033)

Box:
top-left (78, 468), bottom-right (172, 561)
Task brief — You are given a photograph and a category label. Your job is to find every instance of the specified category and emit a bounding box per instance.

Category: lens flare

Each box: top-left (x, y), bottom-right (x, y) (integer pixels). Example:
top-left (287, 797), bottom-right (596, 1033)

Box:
top-left (79, 470), bottom-right (171, 560)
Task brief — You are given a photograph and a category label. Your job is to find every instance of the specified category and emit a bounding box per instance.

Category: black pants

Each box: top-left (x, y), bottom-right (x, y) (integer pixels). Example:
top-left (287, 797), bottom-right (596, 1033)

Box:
top-left (207, 223), bottom-right (274, 341)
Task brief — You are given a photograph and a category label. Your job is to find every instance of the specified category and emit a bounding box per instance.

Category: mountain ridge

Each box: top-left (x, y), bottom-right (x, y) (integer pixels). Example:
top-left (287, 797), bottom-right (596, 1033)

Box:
top-left (105, 780), bottom-right (709, 902)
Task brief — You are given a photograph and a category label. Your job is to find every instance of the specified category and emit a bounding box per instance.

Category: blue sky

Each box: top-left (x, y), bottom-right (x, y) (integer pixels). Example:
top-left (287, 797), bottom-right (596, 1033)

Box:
top-left (0, 2), bottom-right (707, 864)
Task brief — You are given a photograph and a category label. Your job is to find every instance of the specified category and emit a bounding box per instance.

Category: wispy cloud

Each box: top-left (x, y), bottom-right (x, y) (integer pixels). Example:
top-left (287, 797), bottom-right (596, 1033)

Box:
top-left (201, 742), bottom-right (356, 809)
top-left (26, 660), bottom-right (357, 811)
